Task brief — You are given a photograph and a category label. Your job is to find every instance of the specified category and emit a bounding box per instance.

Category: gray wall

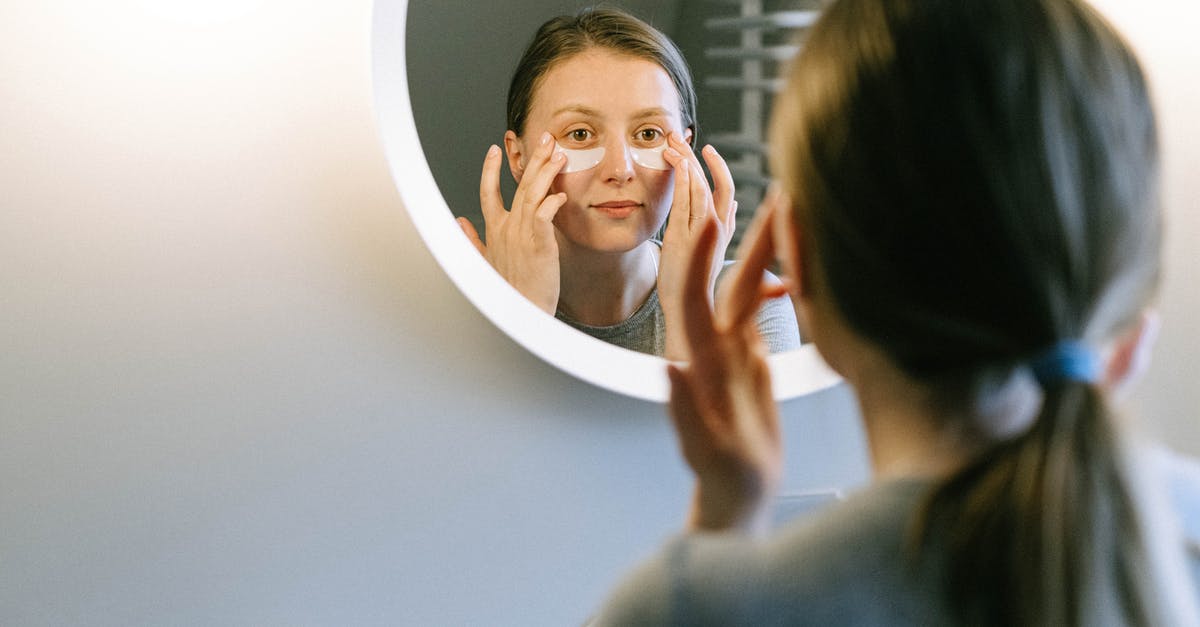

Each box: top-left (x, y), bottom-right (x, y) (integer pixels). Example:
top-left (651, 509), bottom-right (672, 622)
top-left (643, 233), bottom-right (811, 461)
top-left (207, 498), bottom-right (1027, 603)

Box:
top-left (1, 1), bottom-right (868, 625)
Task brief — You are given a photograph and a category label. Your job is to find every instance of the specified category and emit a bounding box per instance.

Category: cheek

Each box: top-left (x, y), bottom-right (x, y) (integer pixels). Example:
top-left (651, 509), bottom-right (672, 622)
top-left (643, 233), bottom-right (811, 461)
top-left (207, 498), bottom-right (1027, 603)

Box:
top-left (643, 169), bottom-right (675, 214)
top-left (549, 171), bottom-right (591, 204)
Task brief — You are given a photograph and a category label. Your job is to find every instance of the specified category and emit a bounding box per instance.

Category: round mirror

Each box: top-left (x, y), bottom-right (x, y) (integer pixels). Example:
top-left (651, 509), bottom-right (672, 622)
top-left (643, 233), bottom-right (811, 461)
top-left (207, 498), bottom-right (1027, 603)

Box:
top-left (371, 0), bottom-right (840, 401)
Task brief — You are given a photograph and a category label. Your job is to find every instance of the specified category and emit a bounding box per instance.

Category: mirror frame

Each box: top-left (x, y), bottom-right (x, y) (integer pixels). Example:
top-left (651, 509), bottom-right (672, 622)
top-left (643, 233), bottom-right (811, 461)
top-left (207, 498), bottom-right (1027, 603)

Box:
top-left (371, 0), bottom-right (841, 402)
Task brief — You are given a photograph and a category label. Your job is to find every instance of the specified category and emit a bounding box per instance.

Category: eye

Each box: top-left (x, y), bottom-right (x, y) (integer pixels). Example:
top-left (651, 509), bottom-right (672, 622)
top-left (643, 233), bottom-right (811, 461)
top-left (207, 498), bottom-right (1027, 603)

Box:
top-left (635, 128), bottom-right (663, 144)
top-left (565, 128), bottom-right (593, 143)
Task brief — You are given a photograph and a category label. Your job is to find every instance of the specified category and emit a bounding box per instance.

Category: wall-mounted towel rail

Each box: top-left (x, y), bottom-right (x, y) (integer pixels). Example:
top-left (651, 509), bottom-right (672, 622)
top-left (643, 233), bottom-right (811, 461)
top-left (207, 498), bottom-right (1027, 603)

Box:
top-left (701, 0), bottom-right (819, 249)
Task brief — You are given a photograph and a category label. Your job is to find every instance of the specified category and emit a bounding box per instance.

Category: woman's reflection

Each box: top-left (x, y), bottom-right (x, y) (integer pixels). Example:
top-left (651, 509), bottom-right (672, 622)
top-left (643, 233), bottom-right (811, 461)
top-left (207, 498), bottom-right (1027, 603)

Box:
top-left (456, 8), bottom-right (800, 360)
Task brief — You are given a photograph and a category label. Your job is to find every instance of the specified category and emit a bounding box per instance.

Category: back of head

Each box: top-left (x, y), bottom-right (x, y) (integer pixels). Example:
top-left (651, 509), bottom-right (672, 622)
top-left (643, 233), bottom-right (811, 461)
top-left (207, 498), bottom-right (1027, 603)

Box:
top-left (506, 7), bottom-right (696, 139)
top-left (772, 0), bottom-right (1159, 374)
top-left (770, 1), bottom-right (1183, 625)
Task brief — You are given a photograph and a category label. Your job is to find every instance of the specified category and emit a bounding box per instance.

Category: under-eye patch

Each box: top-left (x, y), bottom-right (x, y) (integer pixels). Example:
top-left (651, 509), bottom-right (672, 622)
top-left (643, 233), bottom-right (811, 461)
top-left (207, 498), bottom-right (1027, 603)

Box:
top-left (552, 143), bottom-right (674, 173)
top-left (630, 144), bottom-right (671, 170)
top-left (554, 144), bottom-right (605, 173)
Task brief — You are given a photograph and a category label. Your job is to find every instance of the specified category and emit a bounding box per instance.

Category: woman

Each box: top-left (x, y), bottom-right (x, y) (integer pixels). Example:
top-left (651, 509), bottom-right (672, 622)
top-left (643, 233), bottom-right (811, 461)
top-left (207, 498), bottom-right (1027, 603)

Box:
top-left (593, 0), bottom-right (1200, 624)
top-left (456, 8), bottom-right (801, 360)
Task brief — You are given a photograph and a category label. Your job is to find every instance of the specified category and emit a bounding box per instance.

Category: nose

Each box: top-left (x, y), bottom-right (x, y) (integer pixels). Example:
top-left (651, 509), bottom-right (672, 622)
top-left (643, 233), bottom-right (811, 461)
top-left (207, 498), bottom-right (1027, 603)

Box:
top-left (601, 136), bottom-right (635, 184)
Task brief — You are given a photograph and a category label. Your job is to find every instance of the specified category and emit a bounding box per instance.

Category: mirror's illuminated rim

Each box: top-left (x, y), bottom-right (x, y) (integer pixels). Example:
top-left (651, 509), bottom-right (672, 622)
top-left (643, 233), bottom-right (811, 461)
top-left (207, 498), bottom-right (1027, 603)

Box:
top-left (370, 0), bottom-right (841, 402)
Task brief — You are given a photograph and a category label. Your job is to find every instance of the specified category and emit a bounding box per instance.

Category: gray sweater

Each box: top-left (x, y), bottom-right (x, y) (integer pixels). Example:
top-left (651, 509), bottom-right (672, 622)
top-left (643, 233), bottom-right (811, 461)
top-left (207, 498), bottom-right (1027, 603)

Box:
top-left (593, 452), bottom-right (1200, 626)
top-left (556, 262), bottom-right (802, 357)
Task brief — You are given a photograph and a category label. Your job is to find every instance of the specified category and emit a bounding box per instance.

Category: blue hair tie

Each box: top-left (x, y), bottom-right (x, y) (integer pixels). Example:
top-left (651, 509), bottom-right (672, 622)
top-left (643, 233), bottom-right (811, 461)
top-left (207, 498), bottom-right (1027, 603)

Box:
top-left (1030, 340), bottom-right (1102, 385)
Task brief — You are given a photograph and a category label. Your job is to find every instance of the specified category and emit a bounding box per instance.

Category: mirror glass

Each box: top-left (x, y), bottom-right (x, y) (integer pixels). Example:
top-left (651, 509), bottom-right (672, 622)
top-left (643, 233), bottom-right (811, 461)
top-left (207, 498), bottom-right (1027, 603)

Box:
top-left (372, 0), bottom-right (840, 401)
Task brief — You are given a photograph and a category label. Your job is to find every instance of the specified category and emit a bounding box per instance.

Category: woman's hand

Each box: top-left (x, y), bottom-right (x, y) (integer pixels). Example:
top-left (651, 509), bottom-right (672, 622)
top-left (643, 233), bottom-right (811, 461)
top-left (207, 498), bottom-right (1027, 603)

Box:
top-left (666, 197), bottom-right (788, 534)
top-left (457, 133), bottom-right (567, 315)
top-left (657, 133), bottom-right (736, 361)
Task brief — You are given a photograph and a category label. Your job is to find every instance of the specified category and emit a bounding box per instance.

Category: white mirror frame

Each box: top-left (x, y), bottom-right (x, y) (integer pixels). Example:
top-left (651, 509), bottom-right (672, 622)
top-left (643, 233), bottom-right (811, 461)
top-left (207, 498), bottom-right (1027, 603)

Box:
top-left (371, 0), bottom-right (841, 402)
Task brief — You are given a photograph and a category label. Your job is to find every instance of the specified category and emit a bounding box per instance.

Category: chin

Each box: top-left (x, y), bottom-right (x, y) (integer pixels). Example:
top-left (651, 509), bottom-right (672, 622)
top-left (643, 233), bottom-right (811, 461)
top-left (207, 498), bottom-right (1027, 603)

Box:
top-left (565, 229), bottom-right (654, 255)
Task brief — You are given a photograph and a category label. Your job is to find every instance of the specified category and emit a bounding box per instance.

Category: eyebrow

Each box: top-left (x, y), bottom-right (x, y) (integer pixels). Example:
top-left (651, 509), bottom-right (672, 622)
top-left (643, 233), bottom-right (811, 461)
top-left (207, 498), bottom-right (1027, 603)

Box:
top-left (550, 105), bottom-right (673, 120)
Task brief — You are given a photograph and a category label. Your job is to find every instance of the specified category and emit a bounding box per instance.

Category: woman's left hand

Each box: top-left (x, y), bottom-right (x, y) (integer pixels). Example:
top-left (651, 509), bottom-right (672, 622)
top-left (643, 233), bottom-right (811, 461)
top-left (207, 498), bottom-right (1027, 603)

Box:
top-left (657, 133), bottom-right (736, 361)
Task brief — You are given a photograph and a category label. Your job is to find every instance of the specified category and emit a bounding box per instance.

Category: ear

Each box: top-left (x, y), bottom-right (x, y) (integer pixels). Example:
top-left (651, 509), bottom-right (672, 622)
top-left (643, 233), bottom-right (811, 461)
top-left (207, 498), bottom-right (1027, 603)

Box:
top-left (1104, 308), bottom-right (1160, 395)
top-left (770, 189), bottom-right (804, 300)
top-left (683, 127), bottom-right (694, 147)
top-left (769, 189), bottom-right (813, 341)
top-left (503, 130), bottom-right (525, 183)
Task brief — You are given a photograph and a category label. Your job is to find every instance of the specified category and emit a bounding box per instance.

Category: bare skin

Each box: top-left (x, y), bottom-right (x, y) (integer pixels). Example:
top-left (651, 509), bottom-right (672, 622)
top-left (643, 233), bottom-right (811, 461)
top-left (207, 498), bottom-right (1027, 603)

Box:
top-left (667, 190), bottom-right (1159, 533)
top-left (458, 49), bottom-right (735, 361)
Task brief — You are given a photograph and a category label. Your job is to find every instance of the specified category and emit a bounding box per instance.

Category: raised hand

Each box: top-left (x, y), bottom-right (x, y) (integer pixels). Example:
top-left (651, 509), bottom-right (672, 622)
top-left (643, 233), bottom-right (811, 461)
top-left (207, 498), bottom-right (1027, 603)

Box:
top-left (458, 132), bottom-right (568, 315)
top-left (657, 132), bottom-right (737, 361)
top-left (666, 195), bottom-right (789, 534)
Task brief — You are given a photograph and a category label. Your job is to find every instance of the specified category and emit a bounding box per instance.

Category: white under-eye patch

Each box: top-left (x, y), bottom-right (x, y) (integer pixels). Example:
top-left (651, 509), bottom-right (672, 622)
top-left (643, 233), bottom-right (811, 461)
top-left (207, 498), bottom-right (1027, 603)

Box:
top-left (554, 144), bottom-right (605, 173)
top-left (630, 144), bottom-right (671, 171)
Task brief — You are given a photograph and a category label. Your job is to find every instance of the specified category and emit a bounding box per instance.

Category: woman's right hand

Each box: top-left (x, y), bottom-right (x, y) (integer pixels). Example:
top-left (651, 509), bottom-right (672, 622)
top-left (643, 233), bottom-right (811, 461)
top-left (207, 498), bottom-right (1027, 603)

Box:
top-left (666, 198), bottom-right (789, 535)
top-left (458, 132), bottom-right (568, 315)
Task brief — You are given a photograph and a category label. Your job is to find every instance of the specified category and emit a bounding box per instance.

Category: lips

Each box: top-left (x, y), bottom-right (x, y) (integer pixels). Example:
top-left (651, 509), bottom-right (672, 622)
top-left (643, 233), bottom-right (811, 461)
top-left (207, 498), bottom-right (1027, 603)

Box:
top-left (591, 200), bottom-right (641, 218)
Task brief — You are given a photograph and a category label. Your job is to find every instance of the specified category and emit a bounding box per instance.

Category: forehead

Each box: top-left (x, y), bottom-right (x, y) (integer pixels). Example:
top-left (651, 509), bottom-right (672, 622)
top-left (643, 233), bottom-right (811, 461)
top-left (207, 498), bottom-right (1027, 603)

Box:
top-left (527, 49), bottom-right (682, 124)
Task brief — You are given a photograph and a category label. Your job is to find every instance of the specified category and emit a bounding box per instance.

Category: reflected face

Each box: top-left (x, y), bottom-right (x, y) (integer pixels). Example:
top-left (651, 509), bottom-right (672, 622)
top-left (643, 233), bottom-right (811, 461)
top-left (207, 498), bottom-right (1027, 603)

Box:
top-left (509, 48), bottom-right (689, 254)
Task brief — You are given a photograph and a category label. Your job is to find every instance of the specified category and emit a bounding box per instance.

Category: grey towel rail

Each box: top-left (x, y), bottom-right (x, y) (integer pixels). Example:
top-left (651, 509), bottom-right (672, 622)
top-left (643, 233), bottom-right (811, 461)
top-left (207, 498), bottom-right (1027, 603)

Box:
top-left (700, 0), bottom-right (818, 250)
top-left (705, 44), bottom-right (801, 61)
top-left (705, 11), bottom-right (820, 31)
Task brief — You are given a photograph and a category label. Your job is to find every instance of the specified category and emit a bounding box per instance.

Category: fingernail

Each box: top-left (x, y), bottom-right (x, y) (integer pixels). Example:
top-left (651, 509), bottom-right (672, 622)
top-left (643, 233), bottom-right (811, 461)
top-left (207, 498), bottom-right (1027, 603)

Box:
top-left (540, 132), bottom-right (551, 146)
top-left (703, 145), bottom-right (716, 155)
top-left (487, 145), bottom-right (499, 157)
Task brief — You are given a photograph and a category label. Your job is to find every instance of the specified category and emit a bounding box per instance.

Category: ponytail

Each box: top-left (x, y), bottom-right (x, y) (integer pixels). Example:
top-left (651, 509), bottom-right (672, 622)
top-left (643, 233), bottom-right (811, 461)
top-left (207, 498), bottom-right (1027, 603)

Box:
top-left (770, 0), bottom-right (1188, 622)
top-left (916, 379), bottom-right (1154, 626)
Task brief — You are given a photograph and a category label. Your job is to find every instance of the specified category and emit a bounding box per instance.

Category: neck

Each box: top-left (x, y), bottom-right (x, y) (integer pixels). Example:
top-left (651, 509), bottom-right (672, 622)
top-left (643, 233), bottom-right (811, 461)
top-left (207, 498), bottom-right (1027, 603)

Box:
top-left (846, 355), bottom-right (981, 482)
top-left (556, 238), bottom-right (658, 326)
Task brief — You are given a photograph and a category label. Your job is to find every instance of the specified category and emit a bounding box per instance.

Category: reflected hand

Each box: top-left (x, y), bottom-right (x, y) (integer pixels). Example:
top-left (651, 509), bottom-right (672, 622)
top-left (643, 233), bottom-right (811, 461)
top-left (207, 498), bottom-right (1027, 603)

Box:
top-left (458, 133), bottom-right (567, 315)
top-left (657, 133), bottom-right (736, 361)
top-left (667, 196), bottom-right (788, 534)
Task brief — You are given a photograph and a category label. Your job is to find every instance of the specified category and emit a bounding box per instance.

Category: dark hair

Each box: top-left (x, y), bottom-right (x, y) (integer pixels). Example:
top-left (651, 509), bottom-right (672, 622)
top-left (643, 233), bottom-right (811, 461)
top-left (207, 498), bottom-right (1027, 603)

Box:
top-left (505, 7), bottom-right (697, 139)
top-left (771, 0), bottom-right (1175, 624)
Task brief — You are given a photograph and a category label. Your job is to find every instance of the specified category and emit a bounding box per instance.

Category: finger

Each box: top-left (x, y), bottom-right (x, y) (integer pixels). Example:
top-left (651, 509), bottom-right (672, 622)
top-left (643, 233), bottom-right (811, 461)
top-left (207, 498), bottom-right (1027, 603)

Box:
top-left (456, 217), bottom-right (487, 256)
top-left (668, 133), bottom-right (709, 226)
top-left (700, 145), bottom-right (735, 223)
top-left (759, 282), bottom-right (789, 300)
top-left (668, 130), bottom-right (699, 163)
top-left (479, 145), bottom-right (506, 226)
top-left (663, 146), bottom-right (692, 237)
top-left (670, 134), bottom-right (710, 193)
top-left (687, 150), bottom-right (711, 227)
top-left (534, 191), bottom-right (567, 222)
top-left (531, 192), bottom-right (567, 250)
top-left (518, 135), bottom-right (567, 236)
top-left (509, 132), bottom-right (555, 221)
top-left (717, 199), bottom-right (778, 331)
top-left (681, 219), bottom-right (721, 358)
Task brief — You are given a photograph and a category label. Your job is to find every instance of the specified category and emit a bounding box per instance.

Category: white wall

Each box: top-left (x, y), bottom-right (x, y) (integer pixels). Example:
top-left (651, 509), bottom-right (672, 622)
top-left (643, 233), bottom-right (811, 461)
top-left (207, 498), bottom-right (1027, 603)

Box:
top-left (0, 2), bottom-right (867, 625)
top-left (1087, 0), bottom-right (1200, 454)
top-left (1, 1), bottom-right (1195, 625)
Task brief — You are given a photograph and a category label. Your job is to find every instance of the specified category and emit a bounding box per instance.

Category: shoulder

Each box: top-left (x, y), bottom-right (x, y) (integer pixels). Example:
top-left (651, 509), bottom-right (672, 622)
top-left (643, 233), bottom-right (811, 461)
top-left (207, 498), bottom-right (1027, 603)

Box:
top-left (1139, 445), bottom-right (1200, 544)
top-left (751, 480), bottom-right (947, 622)
top-left (1150, 446), bottom-right (1200, 549)
top-left (1133, 444), bottom-right (1200, 614)
top-left (592, 480), bottom-right (950, 626)
top-left (715, 261), bottom-right (802, 352)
